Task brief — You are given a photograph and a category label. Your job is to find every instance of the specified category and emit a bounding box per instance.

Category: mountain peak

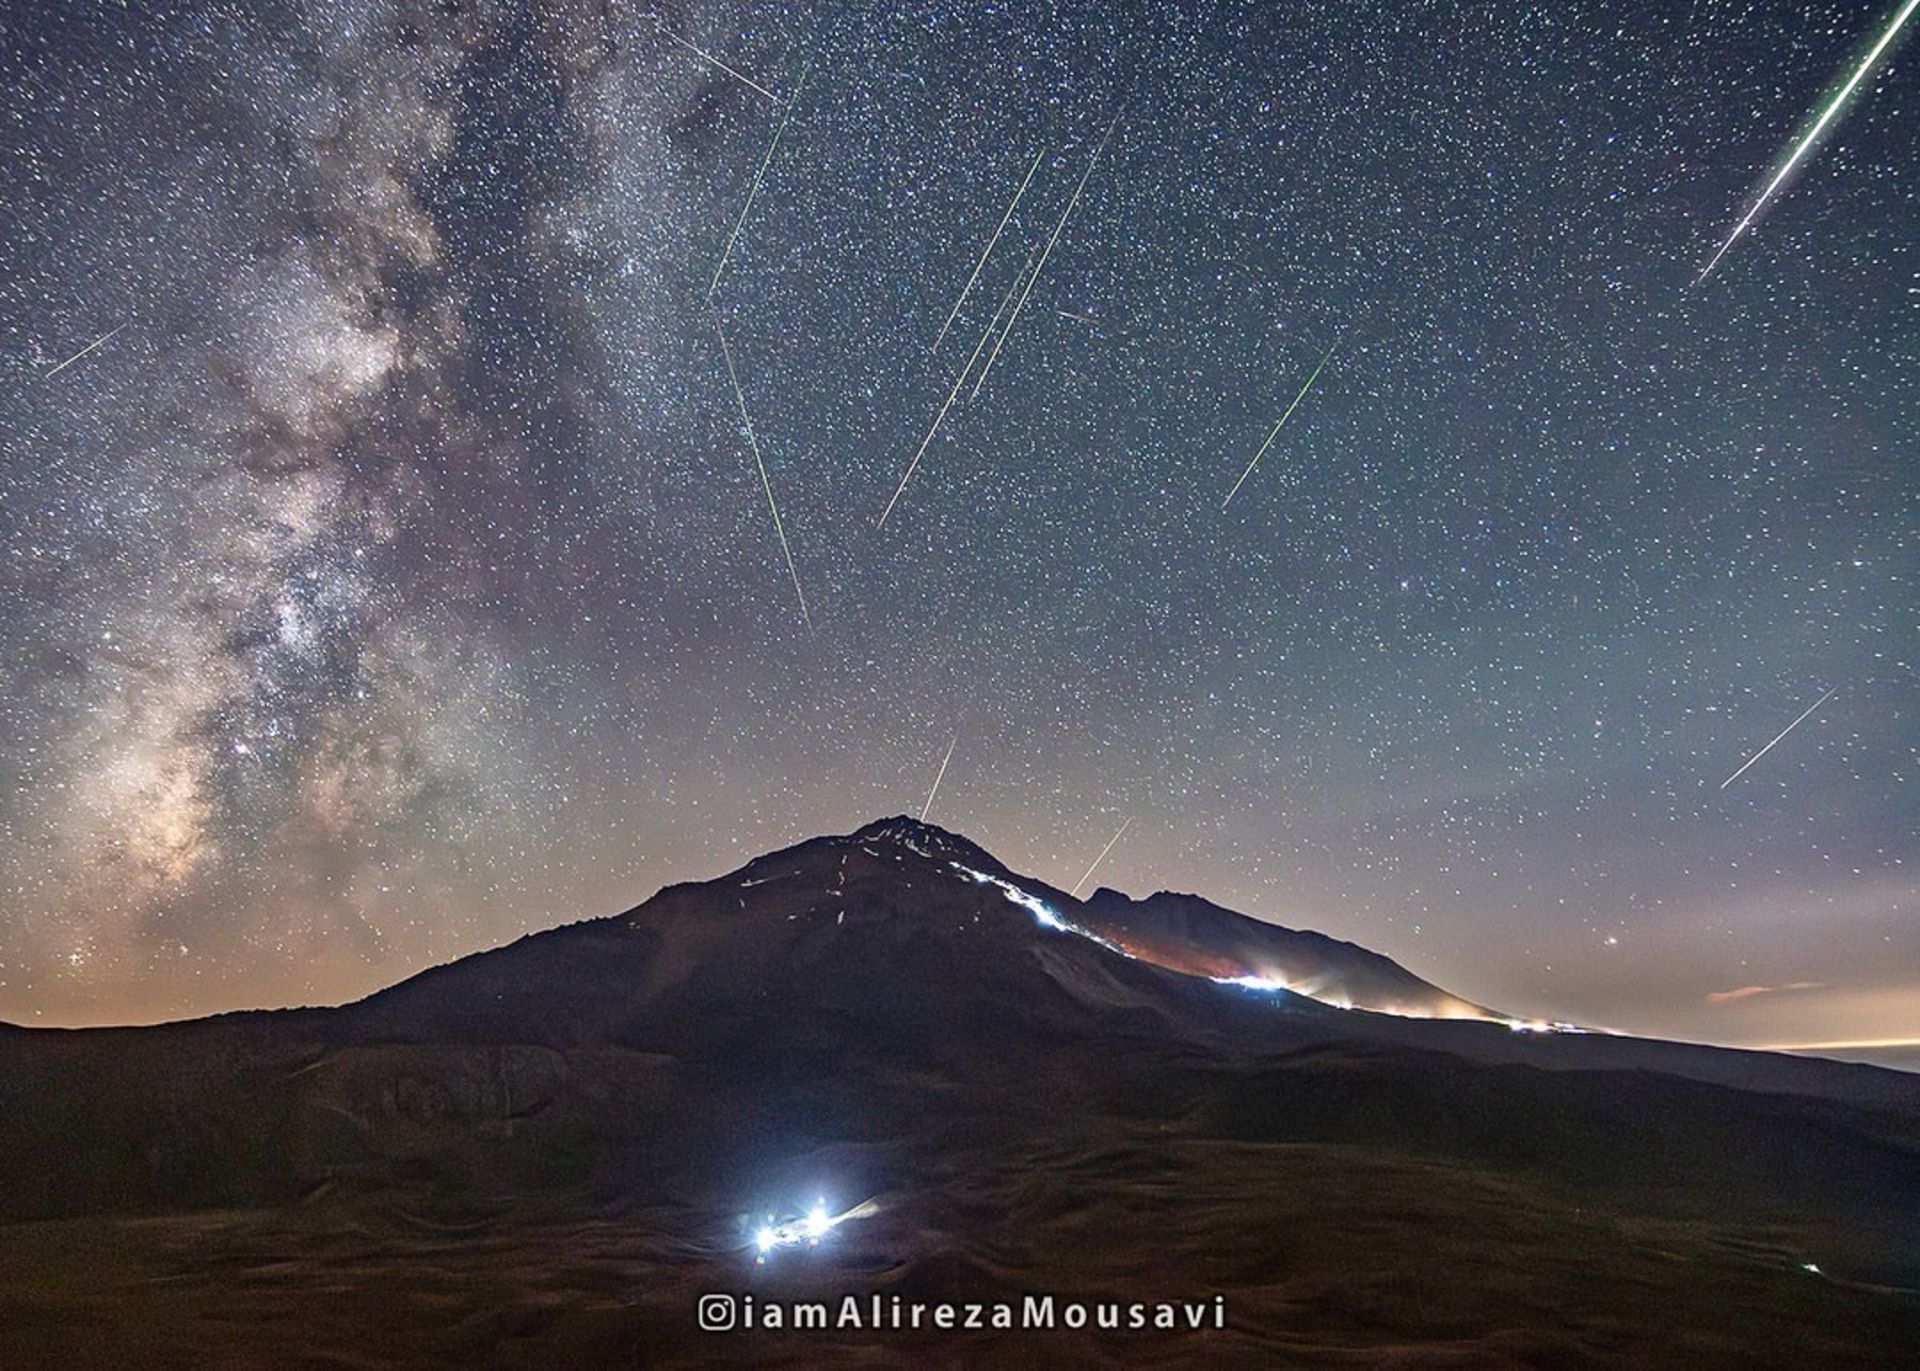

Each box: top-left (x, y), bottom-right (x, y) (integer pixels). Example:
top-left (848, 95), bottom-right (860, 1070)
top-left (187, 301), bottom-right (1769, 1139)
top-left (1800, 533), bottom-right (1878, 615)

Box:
top-left (846, 814), bottom-right (1006, 870)
top-left (700, 818), bottom-right (1503, 1027)
top-left (3, 826), bottom-right (1913, 1369)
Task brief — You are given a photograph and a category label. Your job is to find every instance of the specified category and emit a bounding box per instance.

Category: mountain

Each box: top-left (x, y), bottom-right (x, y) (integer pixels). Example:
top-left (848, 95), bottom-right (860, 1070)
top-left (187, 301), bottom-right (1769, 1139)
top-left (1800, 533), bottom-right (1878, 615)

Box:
top-left (1077, 885), bottom-right (1502, 1021)
top-left (1786, 1041), bottom-right (1920, 1073)
top-left (1, 817), bottom-right (1916, 1367)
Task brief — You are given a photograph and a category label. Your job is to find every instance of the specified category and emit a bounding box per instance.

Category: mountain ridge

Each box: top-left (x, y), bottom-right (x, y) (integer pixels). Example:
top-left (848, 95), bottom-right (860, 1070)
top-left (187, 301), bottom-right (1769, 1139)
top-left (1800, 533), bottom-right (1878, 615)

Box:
top-left (2, 816), bottom-right (1917, 1365)
top-left (1, 816), bottom-right (1910, 1107)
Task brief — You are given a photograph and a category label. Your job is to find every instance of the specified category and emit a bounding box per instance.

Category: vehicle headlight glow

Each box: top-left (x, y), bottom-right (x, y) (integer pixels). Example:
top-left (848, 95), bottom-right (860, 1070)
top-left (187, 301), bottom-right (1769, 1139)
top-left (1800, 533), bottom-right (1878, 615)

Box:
top-left (1212, 974), bottom-right (1291, 993)
top-left (749, 1196), bottom-right (881, 1263)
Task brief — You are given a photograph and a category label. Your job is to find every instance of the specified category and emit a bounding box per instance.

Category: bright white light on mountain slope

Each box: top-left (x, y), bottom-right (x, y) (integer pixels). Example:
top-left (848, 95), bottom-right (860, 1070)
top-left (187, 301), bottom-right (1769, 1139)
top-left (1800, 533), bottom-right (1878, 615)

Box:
top-left (1506, 1018), bottom-right (1581, 1034)
top-left (952, 863), bottom-right (1068, 930)
top-left (1212, 974), bottom-right (1291, 993)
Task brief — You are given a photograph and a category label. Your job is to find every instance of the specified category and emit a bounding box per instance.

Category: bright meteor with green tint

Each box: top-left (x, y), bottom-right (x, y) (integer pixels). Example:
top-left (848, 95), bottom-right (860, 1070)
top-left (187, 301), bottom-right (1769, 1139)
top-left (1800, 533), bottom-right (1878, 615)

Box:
top-left (1222, 341), bottom-right (1339, 509)
top-left (715, 318), bottom-right (813, 632)
top-left (1696, 0), bottom-right (1919, 282)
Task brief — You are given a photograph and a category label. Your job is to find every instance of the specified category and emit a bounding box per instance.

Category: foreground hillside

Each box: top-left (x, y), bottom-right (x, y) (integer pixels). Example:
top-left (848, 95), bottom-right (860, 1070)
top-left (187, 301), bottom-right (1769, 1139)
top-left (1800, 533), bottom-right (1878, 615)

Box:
top-left (1, 819), bottom-right (1915, 1367)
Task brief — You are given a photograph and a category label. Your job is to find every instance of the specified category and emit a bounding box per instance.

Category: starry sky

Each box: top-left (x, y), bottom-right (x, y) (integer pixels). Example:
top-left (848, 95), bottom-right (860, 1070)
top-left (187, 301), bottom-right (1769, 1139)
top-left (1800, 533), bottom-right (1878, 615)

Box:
top-left (1, 1), bottom-right (1913, 1053)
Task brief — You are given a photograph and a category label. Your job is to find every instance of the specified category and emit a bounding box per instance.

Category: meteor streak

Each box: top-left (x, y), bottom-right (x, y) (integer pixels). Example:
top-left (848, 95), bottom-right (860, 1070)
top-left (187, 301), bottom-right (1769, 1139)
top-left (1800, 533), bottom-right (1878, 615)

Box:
top-left (1070, 817), bottom-right (1131, 897)
top-left (877, 243), bottom-right (1038, 528)
top-left (957, 241), bottom-right (1041, 387)
top-left (42, 323), bottom-right (126, 379)
top-left (651, 14), bottom-right (777, 101)
top-left (920, 733), bottom-right (959, 821)
top-left (1719, 686), bottom-right (1837, 789)
top-left (709, 65), bottom-right (812, 298)
top-left (1222, 341), bottom-right (1339, 509)
top-left (972, 114), bottom-right (1120, 398)
top-left (932, 147), bottom-right (1045, 353)
top-left (714, 318), bottom-right (812, 630)
top-left (1695, 0), bottom-right (1919, 283)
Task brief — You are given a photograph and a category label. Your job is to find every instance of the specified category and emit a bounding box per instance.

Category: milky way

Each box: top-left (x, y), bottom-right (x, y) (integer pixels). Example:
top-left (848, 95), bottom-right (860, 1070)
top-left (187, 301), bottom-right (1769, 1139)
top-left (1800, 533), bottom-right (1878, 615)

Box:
top-left (0, 2), bottom-right (1912, 1054)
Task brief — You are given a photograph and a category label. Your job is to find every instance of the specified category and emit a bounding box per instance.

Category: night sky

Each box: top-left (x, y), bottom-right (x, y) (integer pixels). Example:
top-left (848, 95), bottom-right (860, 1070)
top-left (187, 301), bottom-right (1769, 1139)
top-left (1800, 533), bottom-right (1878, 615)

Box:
top-left (1, 1), bottom-right (1912, 1054)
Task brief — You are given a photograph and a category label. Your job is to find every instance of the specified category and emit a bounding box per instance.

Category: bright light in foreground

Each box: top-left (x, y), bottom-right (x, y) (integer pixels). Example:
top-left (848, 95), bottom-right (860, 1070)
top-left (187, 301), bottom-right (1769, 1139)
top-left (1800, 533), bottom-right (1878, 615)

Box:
top-left (750, 1197), bottom-right (881, 1263)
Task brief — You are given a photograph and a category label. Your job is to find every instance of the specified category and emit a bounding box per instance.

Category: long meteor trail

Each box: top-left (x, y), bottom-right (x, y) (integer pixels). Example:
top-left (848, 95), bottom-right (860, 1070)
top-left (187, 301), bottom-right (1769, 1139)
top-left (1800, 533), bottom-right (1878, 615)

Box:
top-left (1071, 817), bottom-right (1132, 897)
top-left (714, 318), bottom-right (812, 630)
top-left (709, 65), bottom-right (812, 298)
top-left (42, 323), bottom-right (126, 379)
top-left (972, 114), bottom-right (1120, 398)
top-left (877, 243), bottom-right (1038, 529)
top-left (651, 15), bottom-right (777, 101)
top-left (1222, 342), bottom-right (1339, 509)
top-left (1719, 686), bottom-right (1838, 789)
top-left (932, 147), bottom-right (1045, 353)
top-left (1696, 0), bottom-right (1919, 283)
top-left (921, 733), bottom-right (960, 821)
top-left (956, 240), bottom-right (1041, 388)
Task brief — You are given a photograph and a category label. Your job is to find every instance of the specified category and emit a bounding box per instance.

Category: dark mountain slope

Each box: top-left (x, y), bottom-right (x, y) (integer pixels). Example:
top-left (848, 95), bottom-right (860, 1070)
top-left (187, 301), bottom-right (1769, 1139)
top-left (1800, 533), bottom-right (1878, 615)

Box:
top-left (1, 817), bottom-right (1915, 1366)
top-left (1079, 885), bottom-right (1501, 1021)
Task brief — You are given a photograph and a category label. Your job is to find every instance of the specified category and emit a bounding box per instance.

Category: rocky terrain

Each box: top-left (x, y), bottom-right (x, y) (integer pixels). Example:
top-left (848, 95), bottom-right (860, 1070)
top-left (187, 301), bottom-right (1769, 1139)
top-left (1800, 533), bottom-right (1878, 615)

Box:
top-left (2, 818), bottom-right (1915, 1367)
